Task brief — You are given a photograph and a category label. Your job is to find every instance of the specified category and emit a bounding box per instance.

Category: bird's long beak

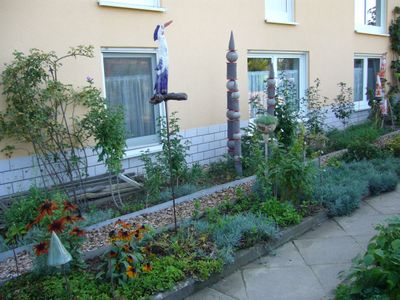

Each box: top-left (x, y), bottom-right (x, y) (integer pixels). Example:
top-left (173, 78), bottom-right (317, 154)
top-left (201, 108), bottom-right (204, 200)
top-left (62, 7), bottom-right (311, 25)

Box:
top-left (164, 20), bottom-right (173, 28)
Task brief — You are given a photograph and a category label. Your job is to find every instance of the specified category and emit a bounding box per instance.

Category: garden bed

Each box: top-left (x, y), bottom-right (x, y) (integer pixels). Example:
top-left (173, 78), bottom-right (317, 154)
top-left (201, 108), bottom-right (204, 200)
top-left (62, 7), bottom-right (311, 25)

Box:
top-left (0, 176), bottom-right (255, 282)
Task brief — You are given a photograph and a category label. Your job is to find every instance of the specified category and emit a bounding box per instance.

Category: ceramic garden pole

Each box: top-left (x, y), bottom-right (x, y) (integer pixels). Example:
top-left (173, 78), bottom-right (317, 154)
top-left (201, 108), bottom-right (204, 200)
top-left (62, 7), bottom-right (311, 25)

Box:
top-left (226, 31), bottom-right (243, 176)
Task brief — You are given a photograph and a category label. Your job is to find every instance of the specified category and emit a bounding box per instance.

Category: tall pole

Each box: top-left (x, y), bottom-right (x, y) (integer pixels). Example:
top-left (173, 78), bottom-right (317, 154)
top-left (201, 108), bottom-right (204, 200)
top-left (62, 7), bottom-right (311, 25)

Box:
top-left (226, 31), bottom-right (243, 176)
top-left (266, 64), bottom-right (276, 115)
top-left (164, 101), bottom-right (178, 231)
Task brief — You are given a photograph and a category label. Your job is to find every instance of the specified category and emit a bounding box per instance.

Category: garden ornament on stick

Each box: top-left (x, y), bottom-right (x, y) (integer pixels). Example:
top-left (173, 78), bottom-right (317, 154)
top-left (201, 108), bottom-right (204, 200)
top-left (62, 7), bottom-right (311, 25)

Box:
top-left (150, 20), bottom-right (187, 231)
top-left (48, 231), bottom-right (73, 297)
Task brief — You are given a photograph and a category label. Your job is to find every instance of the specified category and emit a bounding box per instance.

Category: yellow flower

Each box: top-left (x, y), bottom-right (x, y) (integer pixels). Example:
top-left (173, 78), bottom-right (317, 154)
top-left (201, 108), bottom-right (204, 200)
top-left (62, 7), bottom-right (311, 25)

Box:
top-left (126, 266), bottom-right (137, 278)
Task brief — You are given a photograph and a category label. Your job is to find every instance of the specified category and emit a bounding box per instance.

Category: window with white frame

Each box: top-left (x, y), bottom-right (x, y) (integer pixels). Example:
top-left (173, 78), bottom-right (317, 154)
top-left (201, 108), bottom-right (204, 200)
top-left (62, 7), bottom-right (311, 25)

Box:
top-left (98, 0), bottom-right (164, 11)
top-left (247, 52), bottom-right (307, 118)
top-left (354, 55), bottom-right (381, 110)
top-left (102, 49), bottom-right (162, 149)
top-left (355, 0), bottom-right (387, 34)
top-left (265, 0), bottom-right (295, 23)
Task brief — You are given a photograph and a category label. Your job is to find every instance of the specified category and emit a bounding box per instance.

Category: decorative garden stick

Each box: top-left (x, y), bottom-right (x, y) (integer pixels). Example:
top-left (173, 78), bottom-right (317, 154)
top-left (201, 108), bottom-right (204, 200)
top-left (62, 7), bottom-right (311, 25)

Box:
top-left (226, 31), bottom-right (243, 176)
top-left (48, 231), bottom-right (73, 298)
top-left (266, 63), bottom-right (276, 115)
top-left (150, 21), bottom-right (188, 231)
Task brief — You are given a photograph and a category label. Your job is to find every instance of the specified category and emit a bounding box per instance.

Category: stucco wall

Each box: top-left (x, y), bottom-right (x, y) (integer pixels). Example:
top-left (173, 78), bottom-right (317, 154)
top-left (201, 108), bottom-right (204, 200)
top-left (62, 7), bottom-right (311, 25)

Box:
top-left (0, 0), bottom-right (397, 161)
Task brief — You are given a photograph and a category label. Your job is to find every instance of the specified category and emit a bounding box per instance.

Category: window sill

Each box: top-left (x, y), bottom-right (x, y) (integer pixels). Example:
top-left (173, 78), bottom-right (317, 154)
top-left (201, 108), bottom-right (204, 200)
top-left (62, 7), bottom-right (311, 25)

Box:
top-left (265, 19), bottom-right (299, 26)
top-left (355, 29), bottom-right (389, 37)
top-left (124, 144), bottom-right (162, 159)
top-left (98, 1), bottom-right (166, 12)
top-left (354, 102), bottom-right (370, 112)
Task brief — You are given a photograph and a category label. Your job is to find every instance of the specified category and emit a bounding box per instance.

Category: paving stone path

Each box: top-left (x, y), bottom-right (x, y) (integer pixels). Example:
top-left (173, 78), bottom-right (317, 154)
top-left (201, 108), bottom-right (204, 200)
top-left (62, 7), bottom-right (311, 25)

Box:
top-left (187, 187), bottom-right (400, 300)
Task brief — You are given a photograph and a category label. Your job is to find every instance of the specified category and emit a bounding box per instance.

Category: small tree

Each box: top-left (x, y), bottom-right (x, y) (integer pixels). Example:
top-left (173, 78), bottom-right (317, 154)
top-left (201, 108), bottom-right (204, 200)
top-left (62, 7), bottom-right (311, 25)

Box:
top-left (331, 82), bottom-right (354, 128)
top-left (0, 46), bottom-right (125, 207)
top-left (301, 78), bottom-right (328, 135)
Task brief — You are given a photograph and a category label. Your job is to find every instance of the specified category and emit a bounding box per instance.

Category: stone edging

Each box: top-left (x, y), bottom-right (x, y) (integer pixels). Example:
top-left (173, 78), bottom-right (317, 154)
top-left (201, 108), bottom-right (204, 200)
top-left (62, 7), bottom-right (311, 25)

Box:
top-left (0, 176), bottom-right (256, 263)
top-left (151, 210), bottom-right (329, 300)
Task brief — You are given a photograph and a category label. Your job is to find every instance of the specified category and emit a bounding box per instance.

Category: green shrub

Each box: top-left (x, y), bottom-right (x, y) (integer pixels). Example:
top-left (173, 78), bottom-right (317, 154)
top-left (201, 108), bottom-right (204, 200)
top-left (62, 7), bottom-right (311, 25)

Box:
top-left (344, 142), bottom-right (387, 162)
top-left (314, 159), bottom-right (399, 216)
top-left (0, 271), bottom-right (111, 300)
top-left (336, 217), bottom-right (400, 299)
top-left (327, 122), bottom-right (387, 152)
top-left (2, 188), bottom-right (66, 236)
top-left (258, 199), bottom-right (302, 227)
top-left (368, 170), bottom-right (398, 195)
top-left (385, 134), bottom-right (400, 157)
top-left (194, 213), bottom-right (277, 263)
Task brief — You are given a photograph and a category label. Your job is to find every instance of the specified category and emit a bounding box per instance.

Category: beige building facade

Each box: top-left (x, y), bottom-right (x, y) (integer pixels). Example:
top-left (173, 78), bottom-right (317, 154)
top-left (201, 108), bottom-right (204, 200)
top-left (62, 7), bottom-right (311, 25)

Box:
top-left (0, 0), bottom-right (397, 195)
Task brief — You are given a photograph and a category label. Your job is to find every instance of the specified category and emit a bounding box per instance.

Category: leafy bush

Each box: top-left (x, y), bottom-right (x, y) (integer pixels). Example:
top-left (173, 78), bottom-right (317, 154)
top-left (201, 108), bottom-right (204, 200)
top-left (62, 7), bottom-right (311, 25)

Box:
top-left (274, 76), bottom-right (299, 148)
top-left (0, 271), bottom-right (111, 300)
top-left (2, 188), bottom-right (49, 232)
top-left (368, 170), bottom-right (398, 195)
top-left (268, 127), bottom-right (316, 203)
top-left (385, 134), bottom-right (400, 157)
top-left (194, 213), bottom-right (277, 263)
top-left (241, 123), bottom-right (265, 176)
top-left (314, 159), bottom-right (400, 216)
top-left (331, 82), bottom-right (354, 128)
top-left (344, 142), bottom-right (386, 162)
top-left (327, 122), bottom-right (387, 151)
top-left (336, 217), bottom-right (400, 299)
top-left (258, 199), bottom-right (302, 227)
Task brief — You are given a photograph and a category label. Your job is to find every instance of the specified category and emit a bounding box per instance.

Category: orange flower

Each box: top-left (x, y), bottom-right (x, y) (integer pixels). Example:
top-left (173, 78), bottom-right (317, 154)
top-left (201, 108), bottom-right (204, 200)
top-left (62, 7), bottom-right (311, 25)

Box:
top-left (70, 214), bottom-right (84, 222)
top-left (142, 263), bottom-right (152, 272)
top-left (34, 200), bottom-right (58, 223)
top-left (127, 256), bottom-right (134, 264)
top-left (116, 219), bottom-right (130, 229)
top-left (126, 266), bottom-right (137, 278)
top-left (48, 219), bottom-right (65, 233)
top-left (63, 201), bottom-right (77, 212)
top-left (70, 227), bottom-right (85, 237)
top-left (109, 250), bottom-right (118, 258)
top-left (34, 241), bottom-right (49, 256)
top-left (117, 230), bottom-right (131, 241)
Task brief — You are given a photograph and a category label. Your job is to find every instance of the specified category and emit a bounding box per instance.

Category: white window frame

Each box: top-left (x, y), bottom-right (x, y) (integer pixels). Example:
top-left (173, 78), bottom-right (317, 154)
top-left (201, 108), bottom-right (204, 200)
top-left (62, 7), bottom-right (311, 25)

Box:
top-left (355, 0), bottom-right (387, 35)
top-left (98, 0), bottom-right (166, 12)
top-left (265, 0), bottom-right (295, 24)
top-left (247, 51), bottom-right (308, 119)
top-left (101, 47), bottom-right (165, 158)
top-left (353, 54), bottom-right (381, 111)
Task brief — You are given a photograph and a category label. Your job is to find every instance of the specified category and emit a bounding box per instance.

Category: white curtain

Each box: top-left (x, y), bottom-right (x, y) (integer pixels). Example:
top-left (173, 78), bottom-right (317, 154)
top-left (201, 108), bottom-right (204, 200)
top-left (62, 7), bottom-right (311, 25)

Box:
top-left (106, 74), bottom-right (155, 139)
top-left (354, 67), bottom-right (363, 102)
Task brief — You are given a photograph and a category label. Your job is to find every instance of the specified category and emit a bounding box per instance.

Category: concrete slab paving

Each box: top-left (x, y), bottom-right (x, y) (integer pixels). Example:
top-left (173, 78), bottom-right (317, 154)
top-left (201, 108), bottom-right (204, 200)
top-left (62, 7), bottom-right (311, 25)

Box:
top-left (334, 211), bottom-right (394, 236)
top-left (186, 191), bottom-right (400, 300)
top-left (299, 220), bottom-right (348, 240)
top-left (212, 272), bottom-right (248, 300)
top-left (186, 287), bottom-right (236, 300)
top-left (366, 191), bottom-right (400, 215)
top-left (243, 266), bottom-right (326, 300)
top-left (310, 263), bottom-right (351, 293)
top-left (294, 236), bottom-right (362, 265)
top-left (244, 242), bottom-right (306, 269)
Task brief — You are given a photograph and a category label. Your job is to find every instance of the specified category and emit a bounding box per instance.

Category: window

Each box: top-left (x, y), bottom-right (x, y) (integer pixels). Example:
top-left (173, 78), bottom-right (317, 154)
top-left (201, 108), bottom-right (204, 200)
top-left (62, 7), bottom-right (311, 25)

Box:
top-left (102, 49), bottom-right (162, 149)
top-left (265, 0), bottom-right (295, 24)
top-left (98, 0), bottom-right (165, 12)
top-left (355, 0), bottom-right (387, 34)
top-left (247, 52), bottom-right (307, 118)
top-left (354, 55), bottom-right (381, 110)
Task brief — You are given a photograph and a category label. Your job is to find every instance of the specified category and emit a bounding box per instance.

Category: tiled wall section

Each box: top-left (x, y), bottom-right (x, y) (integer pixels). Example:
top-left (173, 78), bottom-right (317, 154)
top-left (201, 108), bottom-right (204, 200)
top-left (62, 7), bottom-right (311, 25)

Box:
top-left (0, 108), bottom-right (369, 197)
top-left (0, 121), bottom-right (248, 197)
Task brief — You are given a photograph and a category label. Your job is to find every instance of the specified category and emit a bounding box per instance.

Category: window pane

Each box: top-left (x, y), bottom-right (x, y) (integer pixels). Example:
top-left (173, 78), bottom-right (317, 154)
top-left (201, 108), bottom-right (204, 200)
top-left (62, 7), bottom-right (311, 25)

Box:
top-left (354, 59), bottom-right (364, 102)
top-left (278, 58), bottom-right (300, 107)
top-left (269, 0), bottom-right (288, 12)
top-left (247, 58), bottom-right (272, 117)
top-left (365, 0), bottom-right (382, 26)
top-left (367, 58), bottom-right (380, 98)
top-left (104, 55), bottom-right (156, 140)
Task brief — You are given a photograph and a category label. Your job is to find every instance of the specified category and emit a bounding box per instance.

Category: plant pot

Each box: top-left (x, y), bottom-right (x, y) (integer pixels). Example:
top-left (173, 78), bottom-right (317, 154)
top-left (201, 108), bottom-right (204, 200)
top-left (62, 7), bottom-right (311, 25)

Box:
top-left (257, 123), bottom-right (277, 135)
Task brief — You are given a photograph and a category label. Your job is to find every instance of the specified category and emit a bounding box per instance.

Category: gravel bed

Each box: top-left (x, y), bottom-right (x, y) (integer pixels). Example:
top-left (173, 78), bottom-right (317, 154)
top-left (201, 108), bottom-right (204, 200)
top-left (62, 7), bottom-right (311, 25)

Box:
top-left (0, 182), bottom-right (253, 281)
